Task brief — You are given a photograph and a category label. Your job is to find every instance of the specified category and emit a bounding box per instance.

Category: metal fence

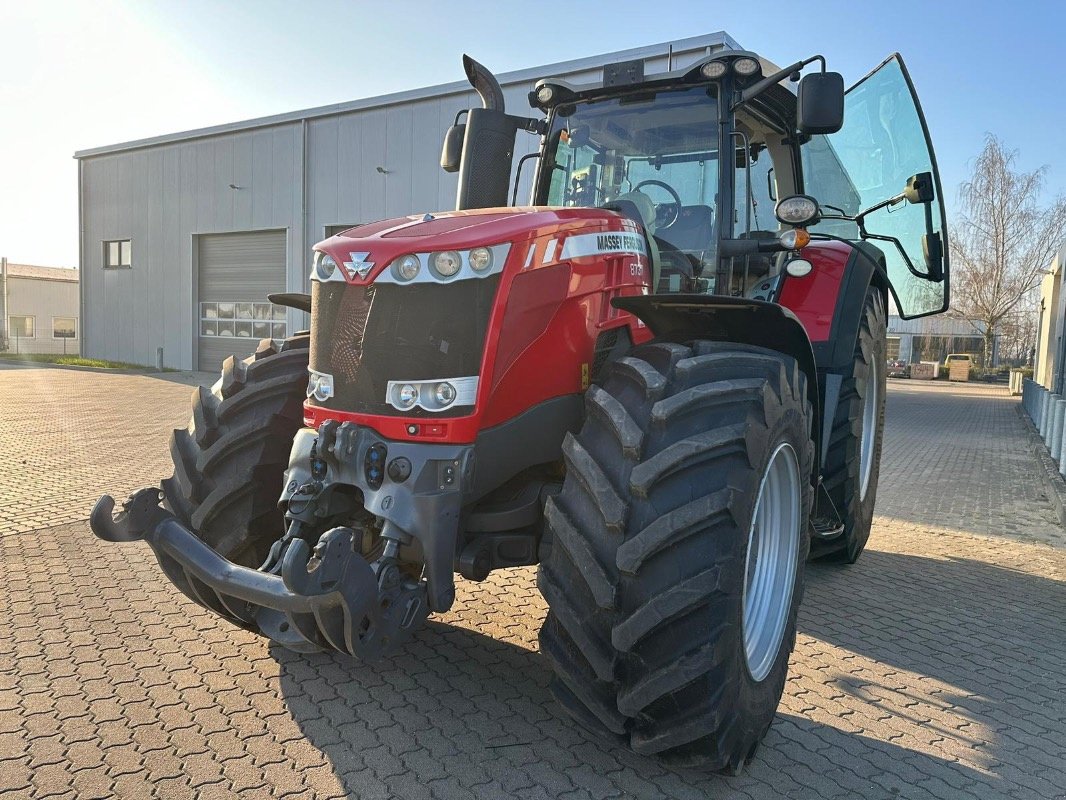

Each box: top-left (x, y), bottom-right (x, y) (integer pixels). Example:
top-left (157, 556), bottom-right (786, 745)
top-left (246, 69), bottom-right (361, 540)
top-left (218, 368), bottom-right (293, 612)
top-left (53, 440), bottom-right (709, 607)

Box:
top-left (1, 334), bottom-right (80, 356)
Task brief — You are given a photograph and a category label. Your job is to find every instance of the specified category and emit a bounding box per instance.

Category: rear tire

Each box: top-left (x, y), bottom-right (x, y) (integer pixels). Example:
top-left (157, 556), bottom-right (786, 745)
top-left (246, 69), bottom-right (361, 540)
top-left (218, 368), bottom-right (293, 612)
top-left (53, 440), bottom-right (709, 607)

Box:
top-left (161, 336), bottom-right (309, 568)
top-left (810, 287), bottom-right (886, 563)
top-left (537, 341), bottom-right (814, 772)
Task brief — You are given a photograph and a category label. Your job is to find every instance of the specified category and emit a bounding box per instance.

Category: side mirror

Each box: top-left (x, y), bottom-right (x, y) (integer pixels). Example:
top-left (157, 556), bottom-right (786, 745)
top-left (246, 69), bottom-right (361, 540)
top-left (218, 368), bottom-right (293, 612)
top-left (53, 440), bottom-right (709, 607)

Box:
top-left (904, 171), bottom-right (935, 204)
top-left (440, 123), bottom-right (466, 173)
top-left (797, 72), bottom-right (845, 135)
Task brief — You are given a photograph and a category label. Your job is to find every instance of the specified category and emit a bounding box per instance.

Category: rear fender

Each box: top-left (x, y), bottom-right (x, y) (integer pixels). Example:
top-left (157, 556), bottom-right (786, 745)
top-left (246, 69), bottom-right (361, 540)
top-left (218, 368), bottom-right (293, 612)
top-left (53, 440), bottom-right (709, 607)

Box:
top-left (612, 294), bottom-right (821, 478)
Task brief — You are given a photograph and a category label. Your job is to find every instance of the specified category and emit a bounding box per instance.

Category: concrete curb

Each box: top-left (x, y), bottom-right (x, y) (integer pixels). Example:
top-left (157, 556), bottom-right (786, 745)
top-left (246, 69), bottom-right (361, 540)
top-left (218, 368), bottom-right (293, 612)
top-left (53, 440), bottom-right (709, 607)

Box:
top-left (1016, 404), bottom-right (1066, 528)
top-left (0, 358), bottom-right (165, 376)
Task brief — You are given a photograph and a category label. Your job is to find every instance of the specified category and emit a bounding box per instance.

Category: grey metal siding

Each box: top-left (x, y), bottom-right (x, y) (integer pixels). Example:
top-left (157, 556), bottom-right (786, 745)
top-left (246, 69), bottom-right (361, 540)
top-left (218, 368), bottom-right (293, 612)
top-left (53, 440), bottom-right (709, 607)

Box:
top-left (3, 276), bottom-right (80, 355)
top-left (196, 230), bottom-right (287, 372)
top-left (80, 126), bottom-right (302, 369)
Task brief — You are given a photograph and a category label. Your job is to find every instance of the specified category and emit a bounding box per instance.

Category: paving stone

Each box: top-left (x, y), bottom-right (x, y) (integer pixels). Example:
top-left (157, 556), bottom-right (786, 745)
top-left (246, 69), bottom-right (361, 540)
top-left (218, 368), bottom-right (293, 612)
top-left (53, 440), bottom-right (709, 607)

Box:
top-left (0, 367), bottom-right (1064, 799)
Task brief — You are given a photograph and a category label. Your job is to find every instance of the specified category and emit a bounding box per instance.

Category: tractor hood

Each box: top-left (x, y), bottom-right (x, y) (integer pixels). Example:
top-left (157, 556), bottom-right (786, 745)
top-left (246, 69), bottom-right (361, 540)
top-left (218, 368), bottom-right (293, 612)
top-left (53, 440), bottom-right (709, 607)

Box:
top-left (313, 206), bottom-right (629, 285)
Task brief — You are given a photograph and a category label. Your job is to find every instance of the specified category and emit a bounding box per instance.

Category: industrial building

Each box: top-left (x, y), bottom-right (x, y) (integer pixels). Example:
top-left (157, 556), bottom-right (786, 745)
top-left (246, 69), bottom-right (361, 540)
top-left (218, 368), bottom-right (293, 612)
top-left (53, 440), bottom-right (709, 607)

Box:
top-left (1036, 240), bottom-right (1066, 391)
top-left (0, 261), bottom-right (79, 356)
top-left (74, 32), bottom-right (740, 371)
top-left (887, 314), bottom-right (992, 367)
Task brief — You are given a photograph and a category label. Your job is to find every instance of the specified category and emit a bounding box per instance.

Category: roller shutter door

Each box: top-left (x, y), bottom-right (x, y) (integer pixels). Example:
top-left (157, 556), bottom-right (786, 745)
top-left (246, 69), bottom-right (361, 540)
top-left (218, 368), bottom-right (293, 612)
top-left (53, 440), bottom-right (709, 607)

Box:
top-left (197, 230), bottom-right (288, 373)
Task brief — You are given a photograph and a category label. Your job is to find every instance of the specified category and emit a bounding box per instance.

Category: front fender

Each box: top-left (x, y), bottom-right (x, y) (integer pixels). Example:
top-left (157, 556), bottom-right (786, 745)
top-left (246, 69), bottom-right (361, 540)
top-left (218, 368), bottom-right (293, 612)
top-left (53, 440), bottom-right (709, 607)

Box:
top-left (612, 294), bottom-right (821, 476)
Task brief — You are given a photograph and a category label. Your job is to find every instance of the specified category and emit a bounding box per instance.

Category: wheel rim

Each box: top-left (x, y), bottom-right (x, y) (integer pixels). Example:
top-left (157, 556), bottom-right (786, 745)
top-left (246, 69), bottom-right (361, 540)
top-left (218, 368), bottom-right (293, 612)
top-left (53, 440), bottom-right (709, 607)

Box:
top-left (859, 364), bottom-right (879, 501)
top-left (742, 443), bottom-right (802, 683)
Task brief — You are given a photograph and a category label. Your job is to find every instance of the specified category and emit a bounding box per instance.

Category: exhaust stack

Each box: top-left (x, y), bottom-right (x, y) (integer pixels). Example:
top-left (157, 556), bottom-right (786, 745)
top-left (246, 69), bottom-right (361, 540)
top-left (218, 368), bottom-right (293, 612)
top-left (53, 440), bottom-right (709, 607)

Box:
top-left (463, 54), bottom-right (505, 112)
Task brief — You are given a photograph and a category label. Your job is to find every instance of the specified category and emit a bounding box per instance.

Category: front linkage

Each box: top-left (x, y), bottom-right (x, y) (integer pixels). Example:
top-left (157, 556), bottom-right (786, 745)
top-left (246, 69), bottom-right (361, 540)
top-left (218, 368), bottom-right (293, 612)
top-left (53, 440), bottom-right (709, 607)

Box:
top-left (90, 418), bottom-right (472, 658)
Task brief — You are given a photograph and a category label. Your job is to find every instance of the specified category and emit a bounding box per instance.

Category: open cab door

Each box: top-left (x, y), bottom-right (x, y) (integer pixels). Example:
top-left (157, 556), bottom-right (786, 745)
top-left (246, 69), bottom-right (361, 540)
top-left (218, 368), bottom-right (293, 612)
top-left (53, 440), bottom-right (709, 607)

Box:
top-left (803, 54), bottom-right (949, 318)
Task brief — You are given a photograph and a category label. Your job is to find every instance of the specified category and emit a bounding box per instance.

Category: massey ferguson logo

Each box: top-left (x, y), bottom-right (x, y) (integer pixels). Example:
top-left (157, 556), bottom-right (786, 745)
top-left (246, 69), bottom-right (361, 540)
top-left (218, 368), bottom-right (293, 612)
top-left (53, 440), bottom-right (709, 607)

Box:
top-left (595, 233), bottom-right (644, 253)
top-left (343, 252), bottom-right (374, 280)
top-left (560, 231), bottom-right (647, 260)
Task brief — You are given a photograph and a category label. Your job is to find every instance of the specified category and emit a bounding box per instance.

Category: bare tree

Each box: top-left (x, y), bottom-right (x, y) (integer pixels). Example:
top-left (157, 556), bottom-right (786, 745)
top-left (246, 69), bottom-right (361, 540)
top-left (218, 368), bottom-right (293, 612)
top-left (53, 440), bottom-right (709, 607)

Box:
top-left (996, 290), bottom-right (1039, 365)
top-left (950, 135), bottom-right (1066, 367)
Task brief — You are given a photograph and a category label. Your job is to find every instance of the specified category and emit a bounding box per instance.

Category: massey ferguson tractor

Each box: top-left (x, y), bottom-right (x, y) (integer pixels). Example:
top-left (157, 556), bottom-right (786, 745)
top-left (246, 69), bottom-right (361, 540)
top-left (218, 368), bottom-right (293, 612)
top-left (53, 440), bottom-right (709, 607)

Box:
top-left (92, 47), bottom-right (948, 772)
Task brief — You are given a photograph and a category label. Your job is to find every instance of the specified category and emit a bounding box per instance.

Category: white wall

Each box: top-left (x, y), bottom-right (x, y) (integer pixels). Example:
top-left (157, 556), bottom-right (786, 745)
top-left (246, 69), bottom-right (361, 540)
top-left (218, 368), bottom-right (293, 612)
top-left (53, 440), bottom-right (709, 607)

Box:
top-left (4, 276), bottom-right (79, 355)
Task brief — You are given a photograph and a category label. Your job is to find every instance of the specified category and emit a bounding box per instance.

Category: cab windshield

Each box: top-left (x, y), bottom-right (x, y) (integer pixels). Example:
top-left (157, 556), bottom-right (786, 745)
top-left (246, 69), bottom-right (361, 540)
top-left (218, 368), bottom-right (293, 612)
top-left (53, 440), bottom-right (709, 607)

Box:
top-left (537, 85), bottom-right (783, 296)
top-left (540, 86), bottom-right (721, 278)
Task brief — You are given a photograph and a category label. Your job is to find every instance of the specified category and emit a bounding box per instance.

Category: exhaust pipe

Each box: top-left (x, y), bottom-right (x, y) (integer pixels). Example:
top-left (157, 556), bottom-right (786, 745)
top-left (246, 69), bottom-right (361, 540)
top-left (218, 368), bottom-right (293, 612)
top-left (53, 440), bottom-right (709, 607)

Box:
top-left (463, 54), bottom-right (505, 112)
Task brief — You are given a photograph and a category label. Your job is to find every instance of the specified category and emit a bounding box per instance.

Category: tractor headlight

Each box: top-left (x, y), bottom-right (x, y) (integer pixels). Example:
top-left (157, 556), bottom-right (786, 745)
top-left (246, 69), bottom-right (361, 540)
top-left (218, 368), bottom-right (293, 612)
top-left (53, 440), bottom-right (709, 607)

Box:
top-left (733, 57), bottom-right (761, 76)
top-left (397, 384), bottom-right (419, 409)
top-left (700, 60), bottom-right (728, 79)
top-left (314, 252), bottom-right (338, 280)
top-left (375, 244), bottom-right (510, 284)
top-left (775, 195), bottom-right (821, 226)
top-left (535, 85), bottom-right (555, 104)
top-left (434, 382), bottom-right (457, 406)
top-left (431, 251), bottom-right (463, 278)
top-left (468, 247), bottom-right (493, 272)
top-left (394, 254), bottom-right (421, 281)
top-left (306, 370), bottom-right (334, 401)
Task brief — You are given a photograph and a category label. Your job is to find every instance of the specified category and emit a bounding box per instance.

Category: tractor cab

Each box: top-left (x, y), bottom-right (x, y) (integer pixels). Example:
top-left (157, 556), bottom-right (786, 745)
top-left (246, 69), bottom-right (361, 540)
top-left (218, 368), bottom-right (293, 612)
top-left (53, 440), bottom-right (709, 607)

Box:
top-left (445, 48), bottom-right (949, 319)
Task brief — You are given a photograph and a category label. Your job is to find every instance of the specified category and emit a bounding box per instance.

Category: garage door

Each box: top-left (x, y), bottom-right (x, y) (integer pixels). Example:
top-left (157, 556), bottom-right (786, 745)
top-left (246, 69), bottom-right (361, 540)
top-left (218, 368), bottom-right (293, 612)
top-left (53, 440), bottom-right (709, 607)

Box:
top-left (197, 230), bottom-right (288, 373)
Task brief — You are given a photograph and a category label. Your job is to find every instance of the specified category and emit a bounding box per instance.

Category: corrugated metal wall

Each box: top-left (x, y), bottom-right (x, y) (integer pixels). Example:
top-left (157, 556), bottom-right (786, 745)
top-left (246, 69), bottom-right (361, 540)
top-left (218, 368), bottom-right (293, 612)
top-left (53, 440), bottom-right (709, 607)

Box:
top-left (78, 36), bottom-right (732, 370)
top-left (3, 277), bottom-right (80, 355)
top-left (80, 126), bottom-right (302, 369)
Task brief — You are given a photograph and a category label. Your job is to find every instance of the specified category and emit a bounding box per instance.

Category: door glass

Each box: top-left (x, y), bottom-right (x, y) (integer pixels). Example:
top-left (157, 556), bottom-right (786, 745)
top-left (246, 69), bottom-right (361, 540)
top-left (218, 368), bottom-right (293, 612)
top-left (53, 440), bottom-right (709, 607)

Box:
top-left (804, 55), bottom-right (948, 318)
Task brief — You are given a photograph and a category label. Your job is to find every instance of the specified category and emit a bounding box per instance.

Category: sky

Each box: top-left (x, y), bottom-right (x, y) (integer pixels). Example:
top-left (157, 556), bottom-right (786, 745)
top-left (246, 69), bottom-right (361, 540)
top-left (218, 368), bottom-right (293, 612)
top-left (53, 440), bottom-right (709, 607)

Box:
top-left (2, 0), bottom-right (1065, 267)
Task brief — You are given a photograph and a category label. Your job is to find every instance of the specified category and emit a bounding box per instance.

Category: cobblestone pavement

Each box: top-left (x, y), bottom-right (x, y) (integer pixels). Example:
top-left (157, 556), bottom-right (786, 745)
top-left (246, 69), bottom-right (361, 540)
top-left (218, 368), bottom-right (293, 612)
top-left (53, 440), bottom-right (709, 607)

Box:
top-left (0, 368), bottom-right (1064, 799)
top-left (879, 378), bottom-right (1066, 548)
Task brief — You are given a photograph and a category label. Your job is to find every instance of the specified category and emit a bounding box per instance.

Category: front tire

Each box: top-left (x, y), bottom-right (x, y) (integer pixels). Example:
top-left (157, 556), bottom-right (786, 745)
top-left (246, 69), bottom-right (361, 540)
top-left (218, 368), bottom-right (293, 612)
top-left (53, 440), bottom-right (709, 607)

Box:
top-left (537, 341), bottom-right (814, 771)
top-left (161, 335), bottom-right (309, 569)
top-left (810, 287), bottom-right (886, 563)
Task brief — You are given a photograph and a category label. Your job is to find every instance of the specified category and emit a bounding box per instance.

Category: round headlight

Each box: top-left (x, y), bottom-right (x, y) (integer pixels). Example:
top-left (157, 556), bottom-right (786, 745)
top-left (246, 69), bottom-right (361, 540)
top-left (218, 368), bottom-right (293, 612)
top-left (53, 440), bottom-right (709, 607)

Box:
top-left (431, 251), bottom-right (463, 278)
top-left (700, 60), bottom-right (728, 79)
top-left (394, 254), bottom-right (421, 281)
top-left (468, 247), bottom-right (493, 272)
top-left (315, 253), bottom-right (337, 280)
top-left (536, 85), bottom-right (555, 105)
top-left (733, 57), bottom-right (760, 76)
top-left (397, 384), bottom-right (419, 409)
top-left (775, 195), bottom-right (820, 226)
top-left (434, 382), bottom-right (457, 406)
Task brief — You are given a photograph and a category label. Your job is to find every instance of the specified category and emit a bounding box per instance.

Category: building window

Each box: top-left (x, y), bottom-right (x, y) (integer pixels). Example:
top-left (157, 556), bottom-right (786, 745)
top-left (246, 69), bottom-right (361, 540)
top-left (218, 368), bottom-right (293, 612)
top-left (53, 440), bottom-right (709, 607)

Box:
top-left (325, 224), bottom-right (359, 238)
top-left (9, 316), bottom-right (35, 338)
top-left (200, 302), bottom-right (287, 340)
top-left (53, 317), bottom-right (77, 339)
top-left (104, 239), bottom-right (132, 269)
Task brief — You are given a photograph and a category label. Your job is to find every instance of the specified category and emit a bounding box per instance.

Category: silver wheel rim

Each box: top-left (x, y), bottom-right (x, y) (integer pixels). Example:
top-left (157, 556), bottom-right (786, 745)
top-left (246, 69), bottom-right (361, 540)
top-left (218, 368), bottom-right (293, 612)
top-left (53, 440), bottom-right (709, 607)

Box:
top-left (859, 365), bottom-right (879, 501)
top-left (742, 442), bottom-right (802, 683)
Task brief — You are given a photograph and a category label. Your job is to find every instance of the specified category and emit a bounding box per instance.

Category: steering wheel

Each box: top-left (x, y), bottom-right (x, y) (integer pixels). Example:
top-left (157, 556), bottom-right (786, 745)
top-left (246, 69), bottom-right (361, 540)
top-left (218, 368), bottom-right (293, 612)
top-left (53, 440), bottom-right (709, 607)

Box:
top-left (633, 179), bottom-right (682, 229)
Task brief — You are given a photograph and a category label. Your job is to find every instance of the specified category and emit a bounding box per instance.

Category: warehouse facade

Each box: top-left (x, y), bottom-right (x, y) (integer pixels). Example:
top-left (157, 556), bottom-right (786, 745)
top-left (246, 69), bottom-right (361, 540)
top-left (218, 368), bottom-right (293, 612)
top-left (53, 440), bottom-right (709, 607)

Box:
top-left (0, 262), bottom-right (79, 356)
top-left (74, 32), bottom-right (740, 371)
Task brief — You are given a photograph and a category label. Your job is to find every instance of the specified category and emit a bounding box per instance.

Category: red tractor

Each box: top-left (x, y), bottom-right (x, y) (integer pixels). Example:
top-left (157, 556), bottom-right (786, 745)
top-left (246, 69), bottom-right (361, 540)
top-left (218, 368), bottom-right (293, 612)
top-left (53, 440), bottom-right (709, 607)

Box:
top-left (92, 48), bottom-right (948, 771)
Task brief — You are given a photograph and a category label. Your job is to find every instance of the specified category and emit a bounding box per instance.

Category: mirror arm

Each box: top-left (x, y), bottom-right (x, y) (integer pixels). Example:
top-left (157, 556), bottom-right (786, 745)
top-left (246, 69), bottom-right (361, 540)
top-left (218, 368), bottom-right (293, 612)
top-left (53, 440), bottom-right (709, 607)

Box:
top-left (855, 191), bottom-right (907, 225)
top-left (856, 230), bottom-right (937, 281)
top-left (733, 54), bottom-right (825, 111)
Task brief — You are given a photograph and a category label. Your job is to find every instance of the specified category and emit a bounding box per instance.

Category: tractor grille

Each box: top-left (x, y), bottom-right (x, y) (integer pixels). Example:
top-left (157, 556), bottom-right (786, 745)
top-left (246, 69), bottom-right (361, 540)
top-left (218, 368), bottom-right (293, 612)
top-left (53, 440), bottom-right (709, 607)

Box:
top-left (308, 277), bottom-right (500, 417)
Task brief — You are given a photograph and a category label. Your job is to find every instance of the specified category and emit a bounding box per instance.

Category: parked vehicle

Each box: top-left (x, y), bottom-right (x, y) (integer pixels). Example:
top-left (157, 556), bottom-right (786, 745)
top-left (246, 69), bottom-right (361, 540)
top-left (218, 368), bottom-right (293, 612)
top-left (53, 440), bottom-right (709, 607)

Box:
top-left (887, 359), bottom-right (910, 378)
top-left (91, 47), bottom-right (949, 772)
